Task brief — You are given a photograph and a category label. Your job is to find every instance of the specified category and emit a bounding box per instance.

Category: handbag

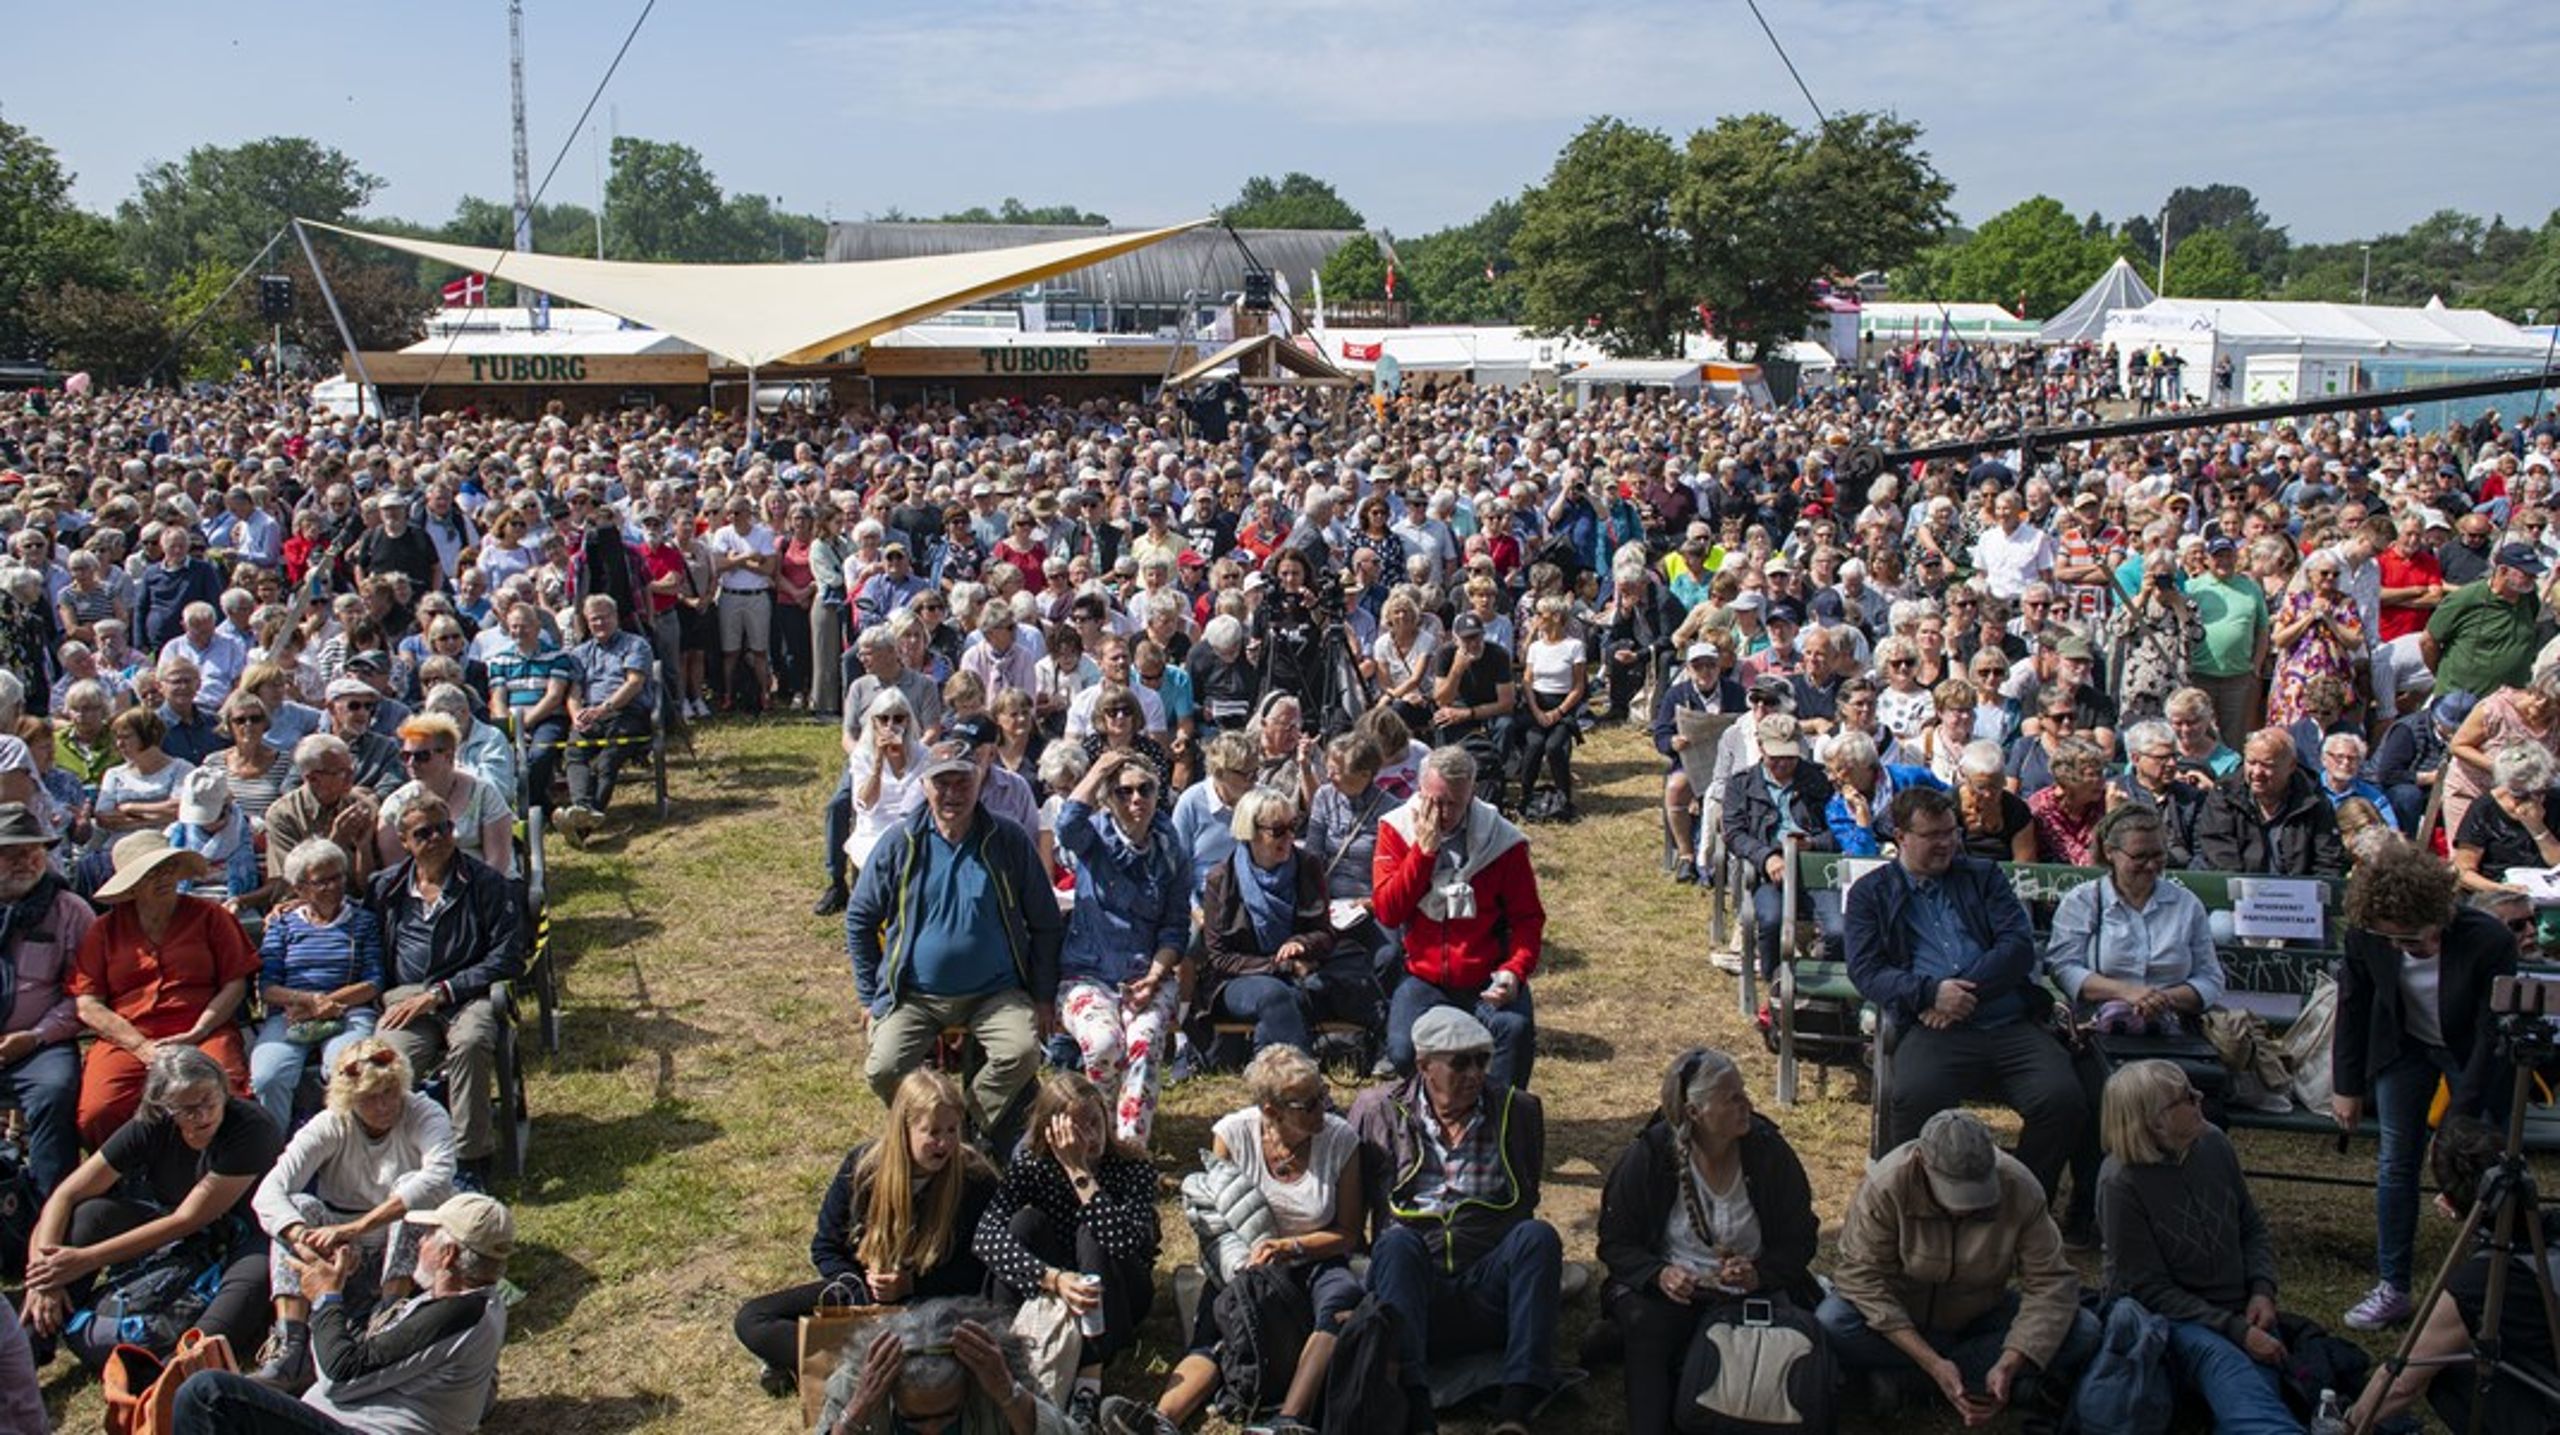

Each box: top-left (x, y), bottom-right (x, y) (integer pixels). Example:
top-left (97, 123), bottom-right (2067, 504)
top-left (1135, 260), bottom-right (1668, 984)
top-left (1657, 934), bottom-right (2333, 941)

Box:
top-left (1673, 1298), bottom-right (1835, 1433)
top-left (1008, 1292), bottom-right (1084, 1408)
top-left (102, 1328), bottom-right (235, 1435)
top-left (795, 1283), bottom-right (888, 1431)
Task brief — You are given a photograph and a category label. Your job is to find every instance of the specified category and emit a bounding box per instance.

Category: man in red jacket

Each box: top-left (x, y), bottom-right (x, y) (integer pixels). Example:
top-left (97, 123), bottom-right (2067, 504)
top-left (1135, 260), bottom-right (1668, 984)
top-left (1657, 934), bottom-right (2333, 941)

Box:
top-left (1373, 745), bottom-right (1546, 1089)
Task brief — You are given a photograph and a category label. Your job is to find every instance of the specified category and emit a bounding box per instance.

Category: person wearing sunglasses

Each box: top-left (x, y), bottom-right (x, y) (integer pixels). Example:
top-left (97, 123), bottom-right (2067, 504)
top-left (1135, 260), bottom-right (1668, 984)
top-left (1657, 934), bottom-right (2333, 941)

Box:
top-left (1351, 1004), bottom-right (1561, 1435)
top-left (363, 791), bottom-right (525, 1193)
top-left (245, 1037), bottom-right (457, 1390)
top-left (20, 1045), bottom-right (282, 1362)
top-left (1197, 786), bottom-right (1382, 1067)
top-left (321, 677), bottom-right (404, 799)
top-left (1052, 749), bottom-right (1192, 1150)
top-left (376, 716), bottom-right (512, 877)
top-left (1106, 1045), bottom-right (1365, 1435)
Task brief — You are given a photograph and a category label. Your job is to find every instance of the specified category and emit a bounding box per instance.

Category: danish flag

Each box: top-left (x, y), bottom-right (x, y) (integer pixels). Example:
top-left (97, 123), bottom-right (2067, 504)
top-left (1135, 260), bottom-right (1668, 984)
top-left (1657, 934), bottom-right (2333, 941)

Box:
top-left (440, 273), bottom-right (489, 307)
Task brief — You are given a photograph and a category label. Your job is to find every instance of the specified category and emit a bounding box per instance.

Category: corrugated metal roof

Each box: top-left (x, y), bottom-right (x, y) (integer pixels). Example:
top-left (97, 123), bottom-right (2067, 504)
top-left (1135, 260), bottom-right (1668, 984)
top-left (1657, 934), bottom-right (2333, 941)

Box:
top-left (826, 222), bottom-right (1358, 306)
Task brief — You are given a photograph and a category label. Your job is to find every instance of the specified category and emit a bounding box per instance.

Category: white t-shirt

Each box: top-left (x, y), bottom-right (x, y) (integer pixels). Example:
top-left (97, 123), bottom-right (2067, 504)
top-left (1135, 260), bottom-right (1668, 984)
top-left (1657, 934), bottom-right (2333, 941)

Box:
top-left (1063, 681), bottom-right (1169, 740)
top-left (708, 524), bottom-right (777, 592)
top-left (383, 772), bottom-right (515, 876)
top-left (845, 746), bottom-right (925, 871)
top-left (1525, 637), bottom-right (1582, 696)
top-left (1660, 1152), bottom-right (1764, 1286)
top-left (2397, 954), bottom-right (2446, 1048)
top-left (1214, 1107), bottom-right (1356, 1239)
top-left (1971, 522), bottom-right (2057, 600)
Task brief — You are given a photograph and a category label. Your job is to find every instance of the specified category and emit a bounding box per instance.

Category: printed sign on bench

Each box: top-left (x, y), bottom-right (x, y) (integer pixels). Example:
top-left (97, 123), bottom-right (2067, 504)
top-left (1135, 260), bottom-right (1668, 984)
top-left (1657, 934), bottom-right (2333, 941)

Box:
top-left (2229, 877), bottom-right (2326, 944)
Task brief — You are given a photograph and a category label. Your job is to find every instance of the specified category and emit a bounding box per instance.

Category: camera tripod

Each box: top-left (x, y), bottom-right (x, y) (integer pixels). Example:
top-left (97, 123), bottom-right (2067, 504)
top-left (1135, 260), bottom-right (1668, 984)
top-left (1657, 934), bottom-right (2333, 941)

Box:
top-left (2360, 983), bottom-right (2560, 1434)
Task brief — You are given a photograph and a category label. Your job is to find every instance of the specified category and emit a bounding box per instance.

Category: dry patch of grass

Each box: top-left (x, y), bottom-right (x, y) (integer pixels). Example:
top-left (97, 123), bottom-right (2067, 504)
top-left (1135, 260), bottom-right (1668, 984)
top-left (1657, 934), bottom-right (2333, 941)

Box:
top-left (41, 718), bottom-right (2554, 1434)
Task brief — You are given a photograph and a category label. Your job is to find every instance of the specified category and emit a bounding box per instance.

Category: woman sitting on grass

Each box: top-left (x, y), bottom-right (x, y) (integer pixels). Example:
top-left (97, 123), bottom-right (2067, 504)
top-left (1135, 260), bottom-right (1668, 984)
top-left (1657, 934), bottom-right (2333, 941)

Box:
top-left (732, 1068), bottom-right (996, 1397)
top-left (1102, 1045), bottom-right (1364, 1435)
top-left (975, 1071), bottom-right (1161, 1434)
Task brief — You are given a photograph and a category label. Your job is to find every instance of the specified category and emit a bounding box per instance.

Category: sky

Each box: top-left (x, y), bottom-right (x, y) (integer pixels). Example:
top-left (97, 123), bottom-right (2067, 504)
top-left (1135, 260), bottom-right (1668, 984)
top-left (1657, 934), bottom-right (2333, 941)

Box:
top-left (10, 0), bottom-right (2556, 246)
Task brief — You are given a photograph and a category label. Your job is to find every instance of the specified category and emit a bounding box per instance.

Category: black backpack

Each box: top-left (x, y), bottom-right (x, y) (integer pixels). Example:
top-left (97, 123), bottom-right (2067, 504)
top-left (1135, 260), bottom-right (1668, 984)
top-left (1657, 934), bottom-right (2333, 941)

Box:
top-left (1318, 1293), bottom-right (1409, 1435)
top-left (63, 1239), bottom-right (228, 1370)
top-left (0, 1131), bottom-right (36, 1282)
top-left (1673, 1298), bottom-right (1838, 1434)
top-left (1212, 1263), bottom-right (1315, 1423)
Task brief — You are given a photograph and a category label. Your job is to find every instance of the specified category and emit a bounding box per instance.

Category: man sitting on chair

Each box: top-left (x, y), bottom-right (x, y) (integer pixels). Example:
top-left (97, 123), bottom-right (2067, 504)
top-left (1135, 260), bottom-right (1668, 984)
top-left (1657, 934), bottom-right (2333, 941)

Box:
top-left (1842, 786), bottom-right (2090, 1228)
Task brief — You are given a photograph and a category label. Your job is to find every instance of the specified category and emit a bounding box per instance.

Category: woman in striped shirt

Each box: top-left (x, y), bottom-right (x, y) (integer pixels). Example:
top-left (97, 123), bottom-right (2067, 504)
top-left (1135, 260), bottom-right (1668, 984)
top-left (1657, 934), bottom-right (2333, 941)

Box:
top-left (248, 837), bottom-right (386, 1132)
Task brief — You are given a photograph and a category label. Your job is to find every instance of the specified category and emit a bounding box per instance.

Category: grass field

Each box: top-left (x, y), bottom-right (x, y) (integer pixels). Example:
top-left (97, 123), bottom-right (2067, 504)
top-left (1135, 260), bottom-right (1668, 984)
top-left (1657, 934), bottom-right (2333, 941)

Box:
top-left (40, 718), bottom-right (2554, 1433)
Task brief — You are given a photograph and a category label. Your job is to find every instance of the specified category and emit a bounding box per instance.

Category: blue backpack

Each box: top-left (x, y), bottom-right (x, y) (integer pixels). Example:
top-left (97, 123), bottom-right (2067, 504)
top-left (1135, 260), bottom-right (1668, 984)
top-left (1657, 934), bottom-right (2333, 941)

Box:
top-left (2071, 1295), bottom-right (2173, 1435)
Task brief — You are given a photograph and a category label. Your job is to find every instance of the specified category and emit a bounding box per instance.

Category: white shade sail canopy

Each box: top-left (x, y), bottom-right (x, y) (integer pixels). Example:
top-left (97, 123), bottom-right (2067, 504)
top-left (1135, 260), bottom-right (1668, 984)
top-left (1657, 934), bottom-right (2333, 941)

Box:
top-left (308, 218), bottom-right (1211, 368)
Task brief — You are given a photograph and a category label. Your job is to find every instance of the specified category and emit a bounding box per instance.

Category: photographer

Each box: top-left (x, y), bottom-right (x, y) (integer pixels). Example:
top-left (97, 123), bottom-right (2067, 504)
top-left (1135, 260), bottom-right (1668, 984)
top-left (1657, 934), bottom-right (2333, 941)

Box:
top-left (2347, 1115), bottom-right (2558, 1435)
top-left (2105, 545), bottom-right (2202, 725)
top-left (2332, 841), bottom-right (2518, 1333)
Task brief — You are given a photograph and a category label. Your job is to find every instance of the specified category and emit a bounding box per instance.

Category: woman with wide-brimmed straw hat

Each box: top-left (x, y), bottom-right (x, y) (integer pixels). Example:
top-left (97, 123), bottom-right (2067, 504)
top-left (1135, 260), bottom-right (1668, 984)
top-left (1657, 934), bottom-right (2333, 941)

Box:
top-left (66, 829), bottom-right (258, 1146)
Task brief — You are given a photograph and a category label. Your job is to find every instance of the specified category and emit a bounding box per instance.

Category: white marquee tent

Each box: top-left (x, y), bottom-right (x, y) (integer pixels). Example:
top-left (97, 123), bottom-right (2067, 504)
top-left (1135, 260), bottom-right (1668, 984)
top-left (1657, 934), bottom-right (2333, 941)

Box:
top-left (2099, 297), bottom-right (2552, 406)
top-left (2040, 257), bottom-right (2157, 345)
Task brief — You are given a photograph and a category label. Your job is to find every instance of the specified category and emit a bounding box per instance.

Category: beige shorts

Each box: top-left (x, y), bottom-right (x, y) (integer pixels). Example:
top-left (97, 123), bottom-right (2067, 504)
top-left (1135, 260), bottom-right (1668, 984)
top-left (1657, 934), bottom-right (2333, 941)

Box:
top-left (718, 589), bottom-right (772, 652)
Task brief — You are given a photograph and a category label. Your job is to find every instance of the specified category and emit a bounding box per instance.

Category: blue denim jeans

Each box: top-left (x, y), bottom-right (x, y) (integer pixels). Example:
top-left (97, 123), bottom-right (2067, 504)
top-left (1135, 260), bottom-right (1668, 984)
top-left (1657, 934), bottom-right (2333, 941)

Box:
top-left (1817, 1289), bottom-right (2100, 1392)
top-left (2371, 1044), bottom-right (2478, 1290)
top-left (1385, 977), bottom-right (1535, 1089)
top-left (2164, 1318), bottom-right (2298, 1435)
top-left (1368, 1219), bottom-right (1561, 1400)
top-left (1213, 955), bottom-right (1385, 1054)
top-left (0, 1041), bottom-right (79, 1195)
top-left (173, 1369), bottom-right (360, 1435)
top-left (247, 1009), bottom-right (381, 1132)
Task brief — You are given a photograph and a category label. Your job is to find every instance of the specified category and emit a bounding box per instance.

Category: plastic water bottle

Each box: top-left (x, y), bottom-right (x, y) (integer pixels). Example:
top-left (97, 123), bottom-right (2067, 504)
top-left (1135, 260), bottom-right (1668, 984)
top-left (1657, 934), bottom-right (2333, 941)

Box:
top-left (2309, 1388), bottom-right (2346, 1435)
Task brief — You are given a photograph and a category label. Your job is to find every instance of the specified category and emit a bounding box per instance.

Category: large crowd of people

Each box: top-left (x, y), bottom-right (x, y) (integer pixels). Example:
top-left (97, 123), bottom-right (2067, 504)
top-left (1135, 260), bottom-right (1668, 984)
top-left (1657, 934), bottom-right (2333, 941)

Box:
top-left (1, 351), bottom-right (2556, 1434)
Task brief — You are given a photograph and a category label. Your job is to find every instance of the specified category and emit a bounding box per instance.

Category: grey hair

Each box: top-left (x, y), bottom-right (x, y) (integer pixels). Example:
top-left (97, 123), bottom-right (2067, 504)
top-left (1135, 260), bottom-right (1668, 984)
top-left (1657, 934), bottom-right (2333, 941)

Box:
top-left (1659, 1046), bottom-right (1744, 1127)
top-left (282, 837), bottom-right (350, 885)
top-left (2492, 740), bottom-right (2557, 795)
top-left (1202, 613), bottom-right (1245, 657)
top-left (293, 732), bottom-right (353, 772)
top-left (422, 682), bottom-right (473, 724)
top-left (2322, 731), bottom-right (2369, 764)
top-left (1957, 738), bottom-right (2007, 780)
top-left (861, 1298), bottom-right (1032, 1401)
top-left (2123, 719), bottom-right (2176, 756)
top-left (0, 669), bottom-right (21, 725)
top-left (856, 625), bottom-right (899, 656)
top-left (1230, 785), bottom-right (1302, 842)
top-left (1421, 744), bottom-right (1478, 788)
top-left (1824, 729), bottom-right (1880, 775)
top-left (140, 1044), bottom-right (231, 1120)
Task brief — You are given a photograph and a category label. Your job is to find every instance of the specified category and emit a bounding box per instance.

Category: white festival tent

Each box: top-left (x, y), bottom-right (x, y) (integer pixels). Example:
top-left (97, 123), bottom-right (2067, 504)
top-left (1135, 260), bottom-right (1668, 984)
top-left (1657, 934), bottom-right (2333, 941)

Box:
top-left (2098, 297), bottom-right (2552, 406)
top-left (2039, 257), bottom-right (2157, 345)
top-left (308, 218), bottom-right (1210, 368)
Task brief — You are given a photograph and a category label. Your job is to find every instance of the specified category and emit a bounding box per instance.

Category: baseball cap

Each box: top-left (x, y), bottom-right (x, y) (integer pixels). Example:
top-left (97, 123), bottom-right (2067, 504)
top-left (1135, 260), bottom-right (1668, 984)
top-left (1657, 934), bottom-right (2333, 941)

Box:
top-left (917, 741), bottom-right (978, 782)
top-left (2207, 536), bottom-right (2239, 556)
top-left (1451, 613), bottom-right (1485, 639)
top-left (947, 714), bottom-right (1000, 749)
top-left (407, 1192), bottom-right (515, 1260)
top-left (1917, 1110), bottom-right (2001, 1212)
top-left (1684, 641), bottom-right (1721, 665)
top-left (2055, 635), bottom-right (2095, 662)
top-left (1755, 713), bottom-right (1803, 757)
top-left (1729, 590), bottom-right (1767, 613)
top-left (1766, 601), bottom-right (1804, 627)
top-left (2495, 543), bottom-right (2546, 576)
top-left (0, 803), bottom-right (54, 847)
top-left (324, 677), bottom-right (376, 703)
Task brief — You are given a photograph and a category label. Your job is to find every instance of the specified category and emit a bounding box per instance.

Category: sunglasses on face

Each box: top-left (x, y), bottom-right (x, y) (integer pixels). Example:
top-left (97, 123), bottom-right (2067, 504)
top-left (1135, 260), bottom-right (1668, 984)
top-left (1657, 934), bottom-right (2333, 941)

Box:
top-left (231, 714), bottom-right (268, 727)
top-left (1257, 821), bottom-right (1298, 836)
top-left (402, 821), bottom-right (453, 841)
top-left (399, 747), bottom-right (449, 763)
top-left (1264, 1095), bottom-right (1326, 1116)
top-left (342, 701), bottom-right (376, 713)
top-left (1113, 782), bottom-right (1156, 800)
top-left (1436, 1051), bottom-right (1491, 1072)
top-left (875, 714), bottom-right (908, 726)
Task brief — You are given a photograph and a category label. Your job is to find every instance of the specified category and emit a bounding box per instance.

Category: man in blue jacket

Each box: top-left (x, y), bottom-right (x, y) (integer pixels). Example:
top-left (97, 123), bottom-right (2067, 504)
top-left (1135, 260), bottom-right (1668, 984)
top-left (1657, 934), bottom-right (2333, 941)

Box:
top-left (1843, 786), bottom-right (2088, 1223)
top-left (846, 752), bottom-right (1062, 1137)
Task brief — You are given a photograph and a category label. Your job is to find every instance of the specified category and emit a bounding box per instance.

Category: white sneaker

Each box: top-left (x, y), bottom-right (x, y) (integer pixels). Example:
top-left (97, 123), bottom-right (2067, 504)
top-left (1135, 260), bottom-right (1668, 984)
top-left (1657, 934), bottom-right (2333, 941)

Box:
top-left (1710, 947), bottom-right (1745, 975)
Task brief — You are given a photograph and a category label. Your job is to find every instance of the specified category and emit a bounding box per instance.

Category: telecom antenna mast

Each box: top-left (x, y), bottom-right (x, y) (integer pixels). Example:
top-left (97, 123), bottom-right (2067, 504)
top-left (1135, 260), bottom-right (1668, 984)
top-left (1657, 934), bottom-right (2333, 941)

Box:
top-left (509, 0), bottom-right (533, 251)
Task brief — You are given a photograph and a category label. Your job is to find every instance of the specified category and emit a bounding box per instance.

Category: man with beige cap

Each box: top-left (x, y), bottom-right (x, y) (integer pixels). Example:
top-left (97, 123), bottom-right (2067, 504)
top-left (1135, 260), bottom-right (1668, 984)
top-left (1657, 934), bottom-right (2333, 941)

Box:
top-left (172, 1192), bottom-right (513, 1434)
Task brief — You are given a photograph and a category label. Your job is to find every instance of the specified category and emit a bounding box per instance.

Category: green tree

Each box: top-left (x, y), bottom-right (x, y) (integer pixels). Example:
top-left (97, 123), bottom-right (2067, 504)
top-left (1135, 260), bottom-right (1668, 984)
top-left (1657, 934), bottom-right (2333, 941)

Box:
top-left (604, 136), bottom-right (742, 261)
top-left (1941, 196), bottom-right (2114, 317)
top-left (1403, 199), bottom-right (1523, 324)
top-left (1511, 117), bottom-right (1690, 357)
top-left (23, 281), bottom-right (174, 382)
top-left (115, 137), bottom-right (379, 289)
top-left (441, 195), bottom-right (605, 257)
top-left (1318, 232), bottom-right (1408, 307)
top-left (2120, 183), bottom-right (2288, 287)
top-left (936, 198), bottom-right (1110, 226)
top-left (0, 114), bottom-right (130, 360)
top-left (1221, 173), bottom-right (1364, 230)
top-left (721, 192), bottom-right (826, 261)
top-left (1675, 111), bottom-right (1951, 360)
top-left (2163, 229), bottom-right (2260, 298)
top-left (2482, 210), bottom-right (2560, 320)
